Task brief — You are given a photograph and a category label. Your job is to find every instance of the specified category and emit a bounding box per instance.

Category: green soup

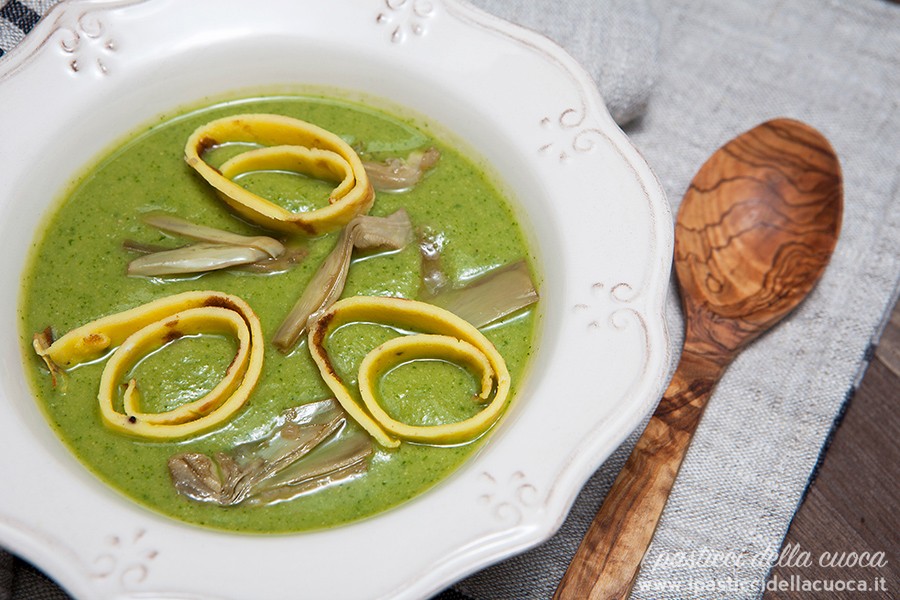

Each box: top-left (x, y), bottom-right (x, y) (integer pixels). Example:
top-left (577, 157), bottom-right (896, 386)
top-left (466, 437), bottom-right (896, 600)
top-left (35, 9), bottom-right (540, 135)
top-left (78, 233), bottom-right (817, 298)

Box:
top-left (19, 95), bottom-right (537, 533)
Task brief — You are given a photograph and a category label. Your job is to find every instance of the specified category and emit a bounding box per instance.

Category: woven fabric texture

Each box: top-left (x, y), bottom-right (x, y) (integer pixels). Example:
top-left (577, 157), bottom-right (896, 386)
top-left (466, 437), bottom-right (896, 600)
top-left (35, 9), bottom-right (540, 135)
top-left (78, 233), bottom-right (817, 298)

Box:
top-left (459, 0), bottom-right (900, 598)
top-left (0, 1), bottom-right (57, 56)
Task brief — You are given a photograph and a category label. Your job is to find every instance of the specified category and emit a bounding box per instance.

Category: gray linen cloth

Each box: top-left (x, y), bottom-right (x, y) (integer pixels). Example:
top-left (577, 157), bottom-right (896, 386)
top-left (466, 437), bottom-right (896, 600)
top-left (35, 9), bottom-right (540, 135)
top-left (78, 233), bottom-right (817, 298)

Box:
top-left (2, 1), bottom-right (899, 599)
top-left (458, 1), bottom-right (900, 599)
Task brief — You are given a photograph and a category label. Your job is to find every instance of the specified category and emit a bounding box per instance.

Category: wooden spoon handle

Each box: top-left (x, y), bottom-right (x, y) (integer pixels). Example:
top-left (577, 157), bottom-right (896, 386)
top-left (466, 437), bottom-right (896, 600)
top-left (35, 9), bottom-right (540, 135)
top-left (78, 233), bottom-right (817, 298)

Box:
top-left (553, 349), bottom-right (729, 600)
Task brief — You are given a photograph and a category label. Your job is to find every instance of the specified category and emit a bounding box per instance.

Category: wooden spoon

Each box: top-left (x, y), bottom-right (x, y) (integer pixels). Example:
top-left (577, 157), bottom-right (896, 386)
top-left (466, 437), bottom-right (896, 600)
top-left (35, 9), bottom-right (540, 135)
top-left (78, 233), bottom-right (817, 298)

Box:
top-left (553, 118), bottom-right (843, 599)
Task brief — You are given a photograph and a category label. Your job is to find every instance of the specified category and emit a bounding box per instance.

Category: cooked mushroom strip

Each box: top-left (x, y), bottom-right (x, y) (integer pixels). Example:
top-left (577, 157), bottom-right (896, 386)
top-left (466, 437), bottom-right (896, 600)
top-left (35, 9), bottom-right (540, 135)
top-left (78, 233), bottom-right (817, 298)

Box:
top-left (32, 291), bottom-right (264, 440)
top-left (122, 239), bottom-right (173, 255)
top-left (168, 398), bottom-right (373, 506)
top-left (308, 296), bottom-right (512, 448)
top-left (363, 147), bottom-right (441, 192)
top-left (417, 229), bottom-right (538, 326)
top-left (351, 211), bottom-right (414, 249)
top-left (418, 229), bottom-right (451, 297)
top-left (233, 241), bottom-right (309, 274)
top-left (185, 114), bottom-right (374, 235)
top-left (272, 209), bottom-right (413, 352)
top-left (32, 327), bottom-right (63, 388)
top-left (428, 260), bottom-right (539, 328)
top-left (127, 242), bottom-right (272, 276)
top-left (141, 212), bottom-right (285, 258)
top-left (248, 429), bottom-right (371, 505)
top-left (125, 213), bottom-right (288, 276)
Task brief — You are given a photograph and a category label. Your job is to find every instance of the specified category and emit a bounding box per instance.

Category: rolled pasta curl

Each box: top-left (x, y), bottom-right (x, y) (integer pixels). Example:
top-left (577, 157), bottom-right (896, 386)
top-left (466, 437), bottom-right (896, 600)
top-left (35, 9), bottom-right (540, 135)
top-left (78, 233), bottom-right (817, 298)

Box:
top-left (33, 291), bottom-right (264, 440)
top-left (184, 114), bottom-right (374, 235)
top-left (308, 296), bottom-right (511, 448)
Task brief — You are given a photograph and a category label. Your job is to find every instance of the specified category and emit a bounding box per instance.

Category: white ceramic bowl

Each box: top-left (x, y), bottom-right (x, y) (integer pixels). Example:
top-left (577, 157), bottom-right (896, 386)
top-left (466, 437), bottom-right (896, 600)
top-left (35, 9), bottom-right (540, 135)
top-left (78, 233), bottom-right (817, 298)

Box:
top-left (0, 1), bottom-right (672, 598)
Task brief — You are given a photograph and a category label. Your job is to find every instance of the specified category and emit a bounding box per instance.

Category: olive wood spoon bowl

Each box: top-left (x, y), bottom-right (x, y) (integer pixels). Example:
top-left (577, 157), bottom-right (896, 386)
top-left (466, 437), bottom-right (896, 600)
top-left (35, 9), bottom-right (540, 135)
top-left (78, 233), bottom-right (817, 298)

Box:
top-left (553, 118), bottom-right (843, 600)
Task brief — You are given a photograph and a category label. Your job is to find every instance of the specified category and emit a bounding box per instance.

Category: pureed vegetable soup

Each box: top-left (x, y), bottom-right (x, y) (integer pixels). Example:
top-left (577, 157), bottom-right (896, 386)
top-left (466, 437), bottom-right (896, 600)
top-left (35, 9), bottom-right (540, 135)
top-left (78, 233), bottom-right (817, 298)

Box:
top-left (19, 95), bottom-right (538, 533)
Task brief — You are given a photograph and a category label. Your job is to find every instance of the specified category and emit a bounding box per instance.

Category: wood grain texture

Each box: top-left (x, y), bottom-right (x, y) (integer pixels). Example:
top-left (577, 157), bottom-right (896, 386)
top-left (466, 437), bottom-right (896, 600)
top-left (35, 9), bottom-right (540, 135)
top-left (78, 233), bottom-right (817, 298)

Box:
top-left (5, 122), bottom-right (888, 600)
top-left (675, 118), bottom-right (843, 350)
top-left (554, 119), bottom-right (843, 600)
top-left (553, 351), bottom-right (728, 600)
top-left (434, 299), bottom-right (898, 597)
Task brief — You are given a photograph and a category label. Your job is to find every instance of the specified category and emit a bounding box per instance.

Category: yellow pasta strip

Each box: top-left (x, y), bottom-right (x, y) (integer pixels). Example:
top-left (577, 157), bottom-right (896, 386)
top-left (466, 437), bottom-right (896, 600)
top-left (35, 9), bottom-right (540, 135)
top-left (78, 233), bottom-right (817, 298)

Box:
top-left (184, 114), bottom-right (374, 235)
top-left (220, 146), bottom-right (356, 202)
top-left (308, 296), bottom-right (511, 448)
top-left (33, 291), bottom-right (264, 440)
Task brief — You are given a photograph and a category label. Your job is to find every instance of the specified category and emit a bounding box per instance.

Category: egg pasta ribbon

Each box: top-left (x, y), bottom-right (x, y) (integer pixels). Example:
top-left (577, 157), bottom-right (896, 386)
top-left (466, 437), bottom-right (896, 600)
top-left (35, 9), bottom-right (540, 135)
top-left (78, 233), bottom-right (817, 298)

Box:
top-left (184, 114), bottom-right (374, 235)
top-left (308, 296), bottom-right (511, 448)
top-left (32, 291), bottom-right (264, 440)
